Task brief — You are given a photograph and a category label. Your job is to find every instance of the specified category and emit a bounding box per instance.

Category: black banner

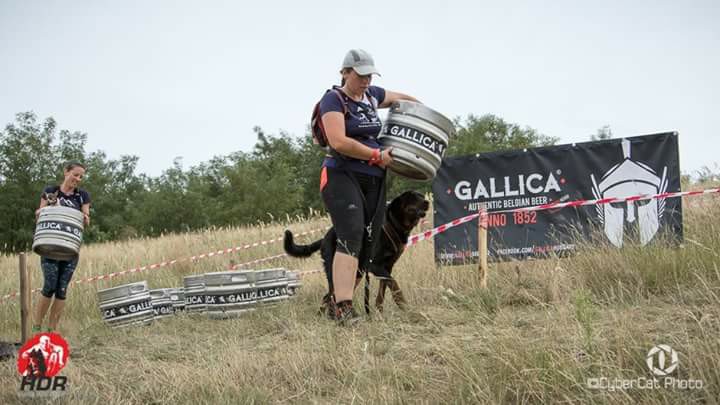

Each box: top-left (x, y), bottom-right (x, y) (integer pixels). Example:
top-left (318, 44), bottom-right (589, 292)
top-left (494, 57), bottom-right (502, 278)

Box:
top-left (432, 132), bottom-right (683, 264)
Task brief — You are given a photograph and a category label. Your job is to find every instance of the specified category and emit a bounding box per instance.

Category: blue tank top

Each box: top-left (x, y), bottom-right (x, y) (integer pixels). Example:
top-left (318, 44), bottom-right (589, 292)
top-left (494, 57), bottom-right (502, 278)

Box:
top-left (41, 185), bottom-right (91, 211)
top-left (319, 85), bottom-right (386, 177)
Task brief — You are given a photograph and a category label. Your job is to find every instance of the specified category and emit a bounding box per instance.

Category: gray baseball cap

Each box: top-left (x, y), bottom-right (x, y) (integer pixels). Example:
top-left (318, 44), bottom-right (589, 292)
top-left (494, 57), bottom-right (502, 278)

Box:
top-left (341, 49), bottom-right (381, 76)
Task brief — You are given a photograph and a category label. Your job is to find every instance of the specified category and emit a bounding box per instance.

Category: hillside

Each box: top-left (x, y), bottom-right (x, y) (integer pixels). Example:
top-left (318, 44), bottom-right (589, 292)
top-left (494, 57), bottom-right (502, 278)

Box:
top-left (0, 191), bottom-right (718, 404)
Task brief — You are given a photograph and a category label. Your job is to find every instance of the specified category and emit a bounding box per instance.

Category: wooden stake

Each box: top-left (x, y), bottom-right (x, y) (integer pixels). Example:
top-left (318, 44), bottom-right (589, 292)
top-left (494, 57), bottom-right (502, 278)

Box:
top-left (478, 208), bottom-right (488, 288)
top-left (19, 252), bottom-right (31, 342)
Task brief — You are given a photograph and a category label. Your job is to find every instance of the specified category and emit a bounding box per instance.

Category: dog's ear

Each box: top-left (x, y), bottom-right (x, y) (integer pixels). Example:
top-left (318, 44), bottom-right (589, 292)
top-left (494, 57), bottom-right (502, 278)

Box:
top-left (388, 194), bottom-right (403, 217)
top-left (399, 191), bottom-right (418, 206)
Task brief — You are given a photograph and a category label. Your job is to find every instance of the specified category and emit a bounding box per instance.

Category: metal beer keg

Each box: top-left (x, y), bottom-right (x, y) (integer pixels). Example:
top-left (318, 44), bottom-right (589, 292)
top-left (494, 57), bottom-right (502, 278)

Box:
top-left (97, 281), bottom-right (154, 328)
top-left (183, 275), bottom-right (206, 313)
top-left (254, 268), bottom-right (289, 305)
top-left (149, 288), bottom-right (176, 319)
top-left (378, 101), bottom-right (455, 181)
top-left (170, 287), bottom-right (186, 313)
top-left (203, 271), bottom-right (257, 318)
top-left (287, 271), bottom-right (302, 297)
top-left (32, 206), bottom-right (85, 261)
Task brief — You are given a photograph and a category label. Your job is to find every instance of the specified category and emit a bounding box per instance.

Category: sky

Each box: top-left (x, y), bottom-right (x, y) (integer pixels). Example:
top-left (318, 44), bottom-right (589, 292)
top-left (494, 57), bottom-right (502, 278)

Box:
top-left (1, 0), bottom-right (718, 178)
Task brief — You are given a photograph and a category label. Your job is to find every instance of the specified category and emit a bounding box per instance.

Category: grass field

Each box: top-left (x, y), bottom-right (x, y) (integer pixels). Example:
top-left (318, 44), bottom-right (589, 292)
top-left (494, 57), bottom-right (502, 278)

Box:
top-left (0, 189), bottom-right (718, 404)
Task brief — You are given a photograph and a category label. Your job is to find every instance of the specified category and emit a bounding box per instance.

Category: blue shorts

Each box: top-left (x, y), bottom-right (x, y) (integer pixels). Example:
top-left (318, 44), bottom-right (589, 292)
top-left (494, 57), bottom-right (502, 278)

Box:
top-left (40, 257), bottom-right (79, 300)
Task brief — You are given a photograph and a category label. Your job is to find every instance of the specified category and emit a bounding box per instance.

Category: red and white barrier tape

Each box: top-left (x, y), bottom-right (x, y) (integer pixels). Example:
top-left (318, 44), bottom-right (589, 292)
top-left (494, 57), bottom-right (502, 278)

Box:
top-left (407, 187), bottom-right (720, 246)
top-left (0, 227), bottom-right (327, 304)
top-left (298, 269), bottom-right (323, 277)
top-left (407, 212), bottom-right (481, 246)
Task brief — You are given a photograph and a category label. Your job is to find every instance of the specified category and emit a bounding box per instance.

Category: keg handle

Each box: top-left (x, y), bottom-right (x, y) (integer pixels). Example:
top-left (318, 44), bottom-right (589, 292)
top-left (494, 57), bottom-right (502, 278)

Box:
top-left (390, 147), bottom-right (420, 161)
top-left (150, 290), bottom-right (167, 298)
top-left (130, 284), bottom-right (146, 293)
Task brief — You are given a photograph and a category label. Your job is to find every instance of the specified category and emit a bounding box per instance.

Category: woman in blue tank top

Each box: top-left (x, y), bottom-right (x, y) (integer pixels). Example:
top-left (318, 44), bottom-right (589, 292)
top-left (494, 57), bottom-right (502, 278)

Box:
top-left (32, 162), bottom-right (91, 333)
top-left (318, 49), bottom-right (420, 324)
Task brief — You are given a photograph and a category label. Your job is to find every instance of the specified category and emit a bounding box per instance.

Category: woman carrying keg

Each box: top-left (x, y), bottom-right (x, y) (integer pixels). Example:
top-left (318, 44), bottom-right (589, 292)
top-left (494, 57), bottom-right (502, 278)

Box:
top-left (32, 162), bottom-right (91, 332)
top-left (318, 49), bottom-right (419, 324)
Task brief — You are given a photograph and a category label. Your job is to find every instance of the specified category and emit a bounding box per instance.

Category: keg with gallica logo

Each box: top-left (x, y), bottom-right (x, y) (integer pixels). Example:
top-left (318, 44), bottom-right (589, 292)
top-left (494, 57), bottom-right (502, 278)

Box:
top-left (254, 268), bottom-right (290, 305)
top-left (378, 101), bottom-right (455, 181)
top-left (149, 288), bottom-right (176, 319)
top-left (32, 206), bottom-right (85, 261)
top-left (95, 270), bottom-right (303, 327)
top-left (183, 275), bottom-right (206, 313)
top-left (204, 271), bottom-right (257, 318)
top-left (97, 281), bottom-right (154, 328)
top-left (170, 287), bottom-right (186, 313)
top-left (287, 271), bottom-right (302, 297)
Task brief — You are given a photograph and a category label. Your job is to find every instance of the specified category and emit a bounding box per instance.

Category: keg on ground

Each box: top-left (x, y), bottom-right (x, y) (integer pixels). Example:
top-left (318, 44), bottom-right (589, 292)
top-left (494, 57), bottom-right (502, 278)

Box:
top-left (183, 275), bottom-right (206, 313)
top-left (97, 281), bottom-right (154, 328)
top-left (254, 268), bottom-right (290, 305)
top-left (171, 287), bottom-right (186, 313)
top-left (150, 288), bottom-right (184, 319)
top-left (287, 271), bottom-right (302, 296)
top-left (378, 101), bottom-right (455, 181)
top-left (204, 271), bottom-right (257, 318)
top-left (32, 206), bottom-right (85, 261)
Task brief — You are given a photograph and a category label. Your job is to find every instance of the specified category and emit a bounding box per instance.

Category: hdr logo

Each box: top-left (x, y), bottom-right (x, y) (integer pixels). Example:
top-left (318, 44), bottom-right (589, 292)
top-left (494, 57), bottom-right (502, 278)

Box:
top-left (16, 332), bottom-right (70, 397)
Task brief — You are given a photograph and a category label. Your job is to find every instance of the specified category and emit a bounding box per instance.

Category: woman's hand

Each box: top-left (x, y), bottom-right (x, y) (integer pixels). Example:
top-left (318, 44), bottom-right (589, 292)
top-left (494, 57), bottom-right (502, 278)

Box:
top-left (379, 91), bottom-right (421, 108)
top-left (379, 147), bottom-right (394, 169)
top-left (83, 213), bottom-right (90, 227)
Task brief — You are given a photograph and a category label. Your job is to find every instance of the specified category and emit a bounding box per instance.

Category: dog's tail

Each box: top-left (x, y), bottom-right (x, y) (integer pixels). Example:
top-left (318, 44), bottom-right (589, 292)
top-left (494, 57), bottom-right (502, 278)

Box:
top-left (283, 230), bottom-right (322, 258)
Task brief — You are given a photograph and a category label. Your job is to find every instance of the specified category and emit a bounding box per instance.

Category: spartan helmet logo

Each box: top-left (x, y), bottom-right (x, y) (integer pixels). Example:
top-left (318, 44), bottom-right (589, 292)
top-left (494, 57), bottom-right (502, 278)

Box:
top-left (591, 139), bottom-right (668, 247)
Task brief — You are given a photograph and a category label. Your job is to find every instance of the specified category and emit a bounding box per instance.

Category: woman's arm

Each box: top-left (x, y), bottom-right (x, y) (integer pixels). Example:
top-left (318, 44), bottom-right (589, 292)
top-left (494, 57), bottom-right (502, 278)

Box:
top-left (379, 90), bottom-right (420, 109)
top-left (82, 203), bottom-right (90, 226)
top-left (35, 197), bottom-right (48, 222)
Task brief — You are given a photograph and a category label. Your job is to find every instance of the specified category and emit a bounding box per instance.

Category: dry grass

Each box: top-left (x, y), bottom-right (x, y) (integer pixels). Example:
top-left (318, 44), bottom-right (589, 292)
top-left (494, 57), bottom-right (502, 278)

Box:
top-left (0, 190), bottom-right (719, 404)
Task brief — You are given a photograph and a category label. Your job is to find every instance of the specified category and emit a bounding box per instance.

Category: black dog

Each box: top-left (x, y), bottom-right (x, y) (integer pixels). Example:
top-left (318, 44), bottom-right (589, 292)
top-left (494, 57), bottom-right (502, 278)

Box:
top-left (284, 190), bottom-right (429, 314)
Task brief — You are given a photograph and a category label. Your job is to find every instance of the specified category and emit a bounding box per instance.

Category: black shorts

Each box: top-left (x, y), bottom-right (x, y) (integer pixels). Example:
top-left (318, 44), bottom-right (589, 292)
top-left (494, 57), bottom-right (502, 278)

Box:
top-left (40, 256), bottom-right (79, 300)
top-left (321, 166), bottom-right (386, 264)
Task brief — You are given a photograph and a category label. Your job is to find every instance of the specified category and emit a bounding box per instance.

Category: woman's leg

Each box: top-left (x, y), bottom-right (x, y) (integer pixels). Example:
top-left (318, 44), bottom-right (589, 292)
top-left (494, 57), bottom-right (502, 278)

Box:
top-left (34, 258), bottom-right (60, 330)
top-left (332, 252), bottom-right (358, 302)
top-left (321, 168), bottom-right (366, 305)
top-left (47, 300), bottom-right (66, 331)
top-left (33, 295), bottom-right (52, 331)
top-left (47, 257), bottom-right (78, 331)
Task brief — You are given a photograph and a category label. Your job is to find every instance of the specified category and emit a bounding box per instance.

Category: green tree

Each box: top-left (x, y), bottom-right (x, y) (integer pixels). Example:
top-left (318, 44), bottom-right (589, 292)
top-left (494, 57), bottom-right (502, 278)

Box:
top-left (137, 158), bottom-right (211, 235)
top-left (82, 152), bottom-right (147, 241)
top-left (0, 112), bottom-right (58, 251)
top-left (590, 125), bottom-right (613, 141)
top-left (448, 114), bottom-right (557, 155)
top-left (695, 164), bottom-right (720, 184)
